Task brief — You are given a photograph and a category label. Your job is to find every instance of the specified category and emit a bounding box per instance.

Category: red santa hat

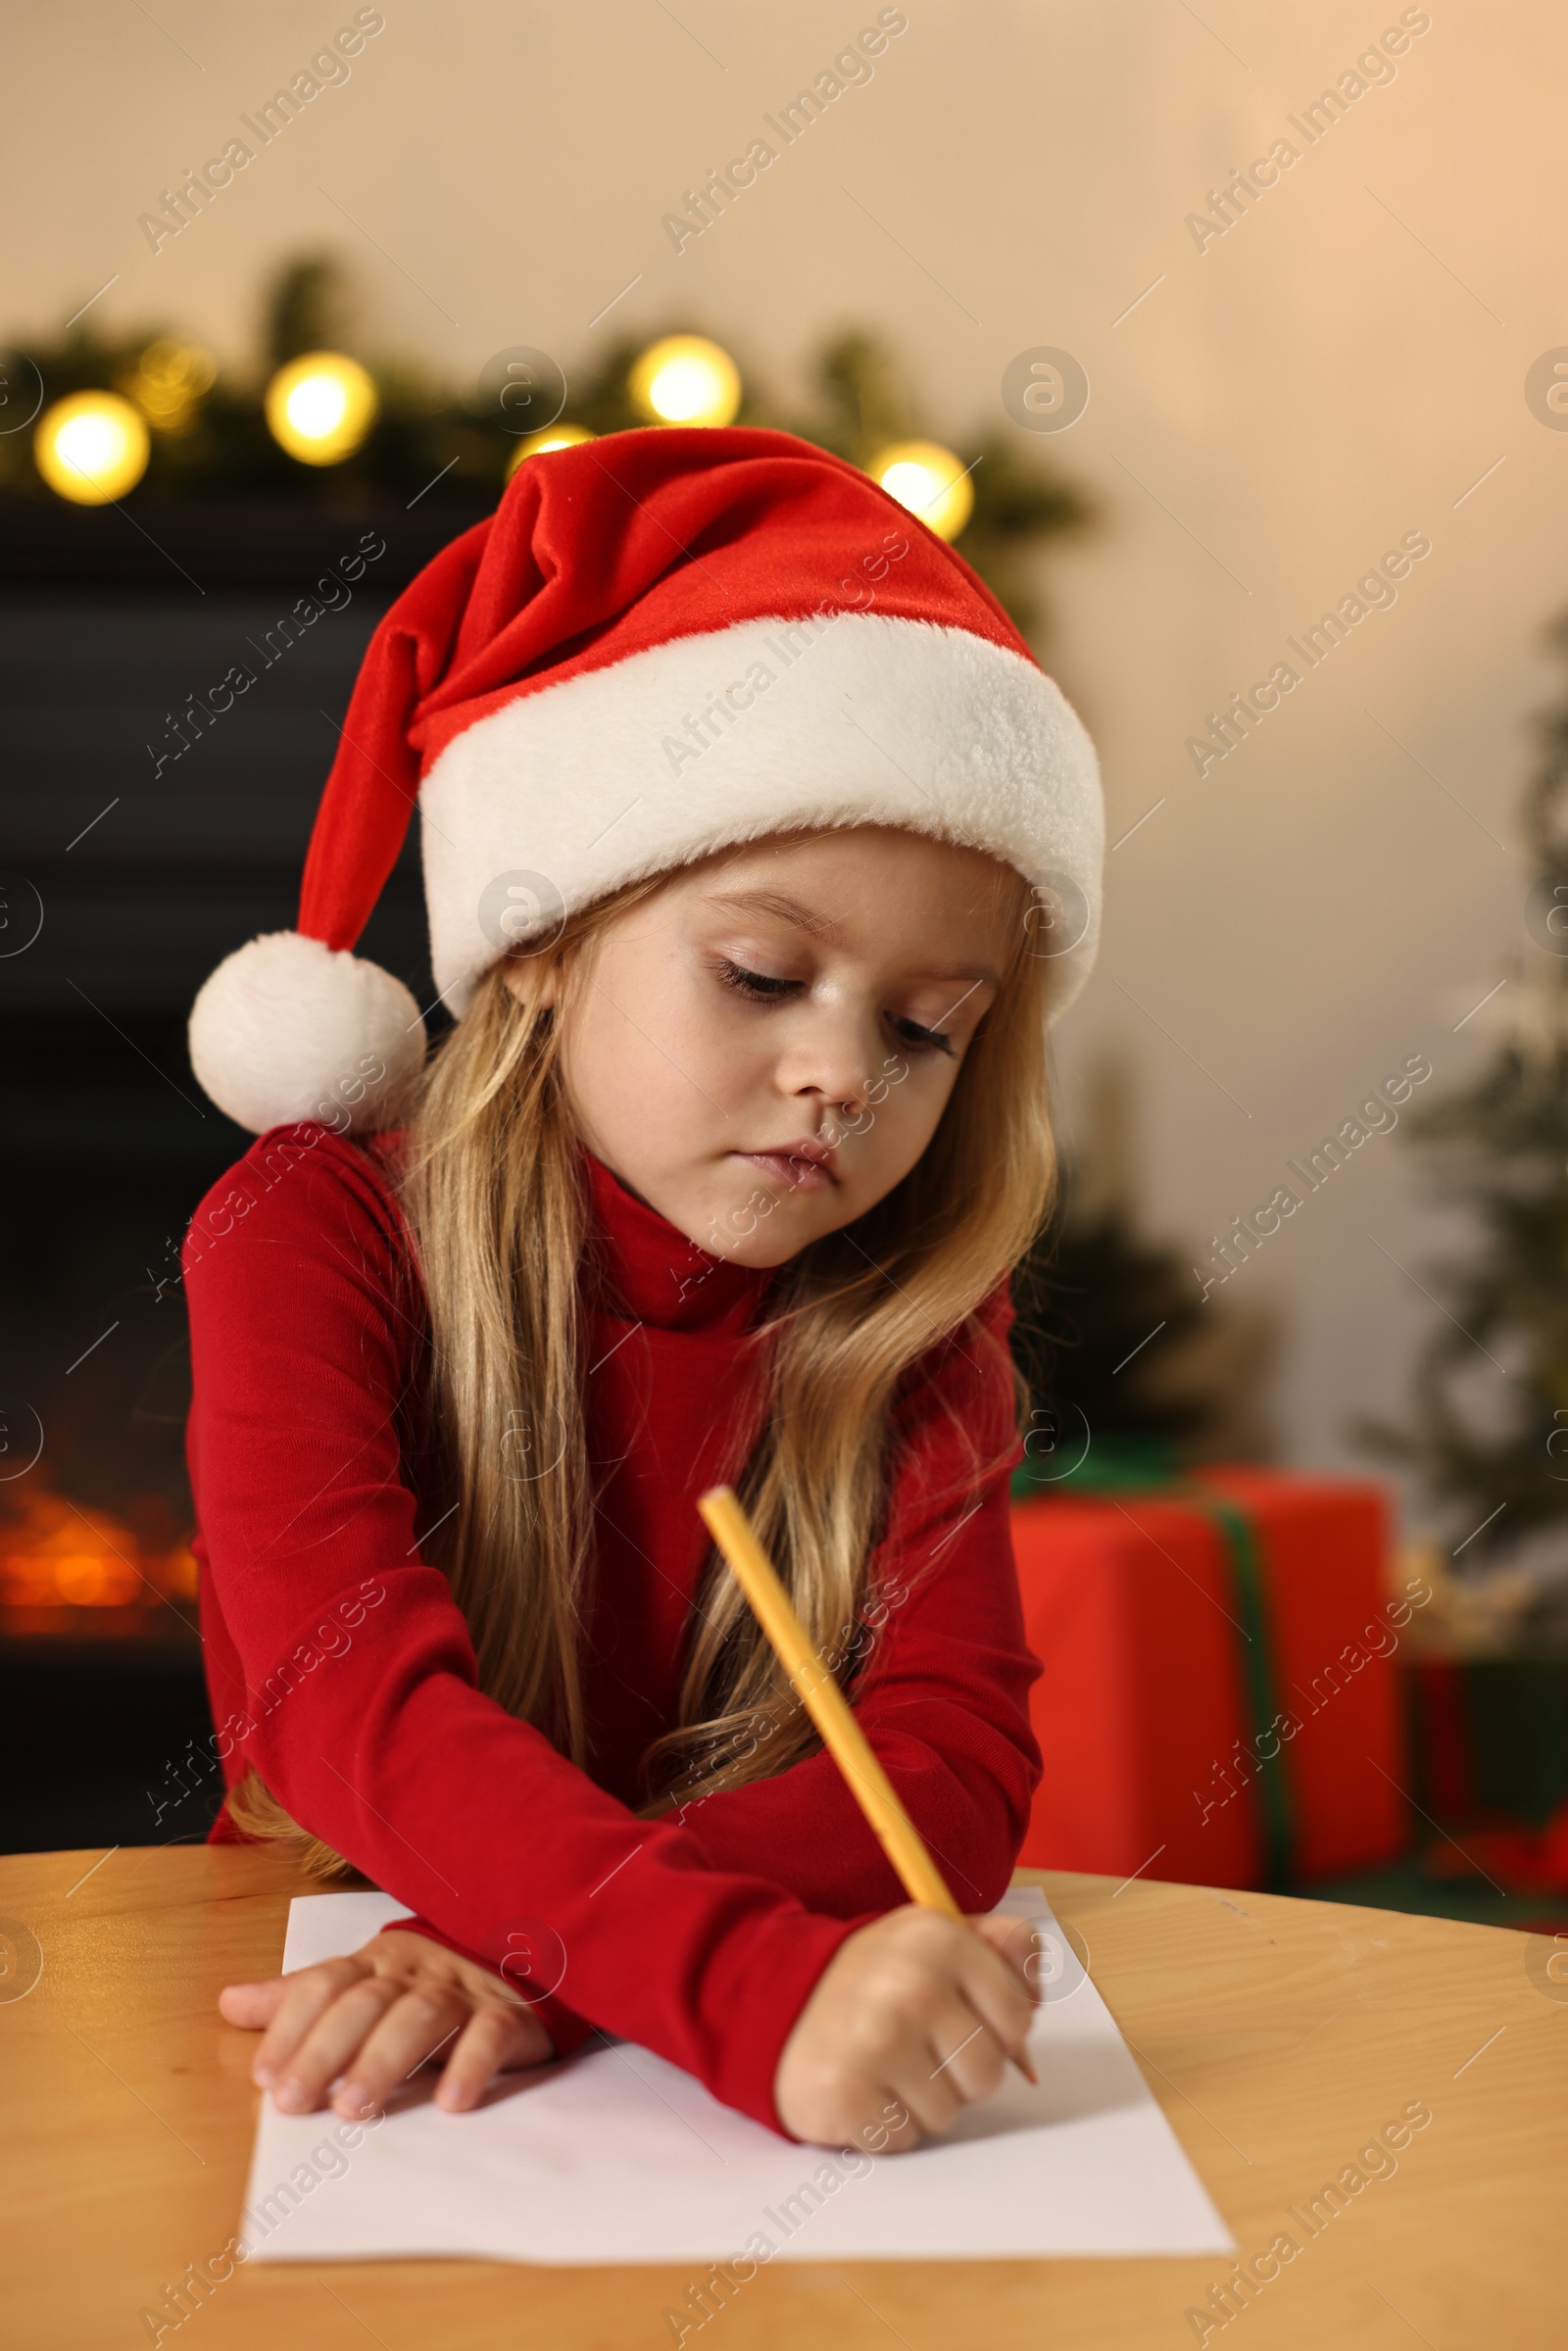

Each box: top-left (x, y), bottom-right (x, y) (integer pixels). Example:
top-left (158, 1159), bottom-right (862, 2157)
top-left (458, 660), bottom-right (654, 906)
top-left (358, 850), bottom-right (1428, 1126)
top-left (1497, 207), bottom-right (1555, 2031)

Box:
top-left (188, 425), bottom-right (1102, 1134)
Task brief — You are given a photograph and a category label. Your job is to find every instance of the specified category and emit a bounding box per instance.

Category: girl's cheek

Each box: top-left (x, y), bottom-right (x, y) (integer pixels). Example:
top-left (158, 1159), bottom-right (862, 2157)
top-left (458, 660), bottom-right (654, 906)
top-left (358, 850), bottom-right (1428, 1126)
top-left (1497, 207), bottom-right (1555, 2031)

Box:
top-left (889, 1068), bottom-right (959, 1160)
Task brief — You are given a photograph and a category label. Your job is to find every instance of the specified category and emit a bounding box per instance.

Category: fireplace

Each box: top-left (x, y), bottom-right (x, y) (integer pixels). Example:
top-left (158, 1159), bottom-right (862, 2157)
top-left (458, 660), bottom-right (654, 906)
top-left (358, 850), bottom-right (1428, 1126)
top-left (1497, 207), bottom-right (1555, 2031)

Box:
top-left (0, 498), bottom-right (476, 1851)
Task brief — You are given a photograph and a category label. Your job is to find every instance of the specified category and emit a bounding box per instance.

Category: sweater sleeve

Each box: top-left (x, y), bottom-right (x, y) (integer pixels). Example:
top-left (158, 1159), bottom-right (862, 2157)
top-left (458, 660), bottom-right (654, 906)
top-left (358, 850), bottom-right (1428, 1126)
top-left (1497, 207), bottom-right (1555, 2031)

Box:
top-left (671, 1284), bottom-right (1045, 1914)
top-left (183, 1123), bottom-right (864, 2138)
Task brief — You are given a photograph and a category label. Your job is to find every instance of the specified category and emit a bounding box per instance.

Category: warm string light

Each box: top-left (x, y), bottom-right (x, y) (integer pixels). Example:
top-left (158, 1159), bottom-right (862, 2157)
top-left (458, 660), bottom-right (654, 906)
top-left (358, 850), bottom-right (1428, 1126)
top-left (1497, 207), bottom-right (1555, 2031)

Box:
top-left (868, 440), bottom-right (974, 541)
top-left (506, 422), bottom-right (597, 477)
top-left (120, 339), bottom-right (216, 436)
top-left (34, 392), bottom-right (151, 504)
top-left (32, 338), bottom-right (973, 536)
top-left (264, 350), bottom-right (379, 465)
top-left (629, 334), bottom-right (742, 428)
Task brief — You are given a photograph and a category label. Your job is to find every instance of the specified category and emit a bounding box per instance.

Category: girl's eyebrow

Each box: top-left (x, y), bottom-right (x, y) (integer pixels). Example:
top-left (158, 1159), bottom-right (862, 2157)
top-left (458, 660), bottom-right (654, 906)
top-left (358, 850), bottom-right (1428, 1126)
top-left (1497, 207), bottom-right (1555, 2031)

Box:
top-left (701, 888), bottom-right (841, 940)
top-left (926, 962), bottom-right (1001, 989)
top-left (701, 889), bottom-right (1002, 991)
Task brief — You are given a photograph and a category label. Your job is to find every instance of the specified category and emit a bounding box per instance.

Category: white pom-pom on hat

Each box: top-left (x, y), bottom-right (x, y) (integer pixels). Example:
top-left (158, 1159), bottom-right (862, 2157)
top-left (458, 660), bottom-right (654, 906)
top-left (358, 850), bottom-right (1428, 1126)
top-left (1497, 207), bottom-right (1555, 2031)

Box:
top-left (188, 930), bottom-right (426, 1137)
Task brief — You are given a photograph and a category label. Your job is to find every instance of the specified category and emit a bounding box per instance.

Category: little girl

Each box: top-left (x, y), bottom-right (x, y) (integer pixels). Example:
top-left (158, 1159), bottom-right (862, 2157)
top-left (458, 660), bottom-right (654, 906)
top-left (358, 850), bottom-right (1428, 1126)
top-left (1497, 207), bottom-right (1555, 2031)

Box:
top-left (183, 424), bottom-right (1102, 2154)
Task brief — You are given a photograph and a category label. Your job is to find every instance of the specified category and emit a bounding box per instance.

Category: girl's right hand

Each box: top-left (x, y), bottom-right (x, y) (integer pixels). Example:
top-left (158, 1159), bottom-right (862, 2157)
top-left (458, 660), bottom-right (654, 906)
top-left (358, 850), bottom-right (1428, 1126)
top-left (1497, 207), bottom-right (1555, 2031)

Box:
top-left (773, 1906), bottom-right (1040, 2152)
top-left (219, 1930), bottom-right (555, 2118)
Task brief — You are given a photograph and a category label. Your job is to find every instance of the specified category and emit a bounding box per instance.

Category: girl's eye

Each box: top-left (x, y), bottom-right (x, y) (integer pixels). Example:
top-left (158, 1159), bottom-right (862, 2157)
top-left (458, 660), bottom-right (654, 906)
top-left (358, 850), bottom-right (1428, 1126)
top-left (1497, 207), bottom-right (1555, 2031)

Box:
top-left (715, 959), bottom-right (956, 1058)
top-left (715, 957), bottom-right (801, 1003)
top-left (890, 1013), bottom-right (956, 1059)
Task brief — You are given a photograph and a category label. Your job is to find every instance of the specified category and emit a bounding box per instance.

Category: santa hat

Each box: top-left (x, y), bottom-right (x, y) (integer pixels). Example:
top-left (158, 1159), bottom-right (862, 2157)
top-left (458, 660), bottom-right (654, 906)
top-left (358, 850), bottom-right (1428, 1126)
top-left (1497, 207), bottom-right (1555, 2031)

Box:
top-left (188, 425), bottom-right (1102, 1135)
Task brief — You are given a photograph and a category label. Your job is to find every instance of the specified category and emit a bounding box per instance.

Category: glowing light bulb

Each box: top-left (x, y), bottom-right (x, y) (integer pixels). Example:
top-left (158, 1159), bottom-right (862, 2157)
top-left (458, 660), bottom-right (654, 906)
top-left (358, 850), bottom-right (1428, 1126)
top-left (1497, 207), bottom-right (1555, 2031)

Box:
top-left (628, 335), bottom-right (741, 428)
top-left (869, 439), bottom-right (974, 541)
top-left (122, 339), bottom-right (215, 435)
top-left (34, 392), bottom-right (151, 505)
top-left (506, 423), bottom-right (597, 477)
top-left (264, 352), bottom-right (379, 465)
top-left (287, 375), bottom-right (347, 438)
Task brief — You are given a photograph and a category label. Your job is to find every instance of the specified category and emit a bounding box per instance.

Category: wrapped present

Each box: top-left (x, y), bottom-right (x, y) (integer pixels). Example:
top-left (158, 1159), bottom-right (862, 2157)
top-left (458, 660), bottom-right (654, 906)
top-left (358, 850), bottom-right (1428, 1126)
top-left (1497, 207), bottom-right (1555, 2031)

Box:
top-left (1009, 1461), bottom-right (1418, 1889)
top-left (1393, 1541), bottom-right (1568, 1887)
top-left (1407, 1653), bottom-right (1568, 1828)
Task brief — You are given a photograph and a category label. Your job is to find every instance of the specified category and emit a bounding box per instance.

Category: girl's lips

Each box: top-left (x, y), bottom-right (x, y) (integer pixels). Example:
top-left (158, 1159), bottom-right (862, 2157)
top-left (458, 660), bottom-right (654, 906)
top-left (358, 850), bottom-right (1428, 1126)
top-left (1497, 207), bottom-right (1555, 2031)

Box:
top-left (735, 1150), bottom-right (838, 1194)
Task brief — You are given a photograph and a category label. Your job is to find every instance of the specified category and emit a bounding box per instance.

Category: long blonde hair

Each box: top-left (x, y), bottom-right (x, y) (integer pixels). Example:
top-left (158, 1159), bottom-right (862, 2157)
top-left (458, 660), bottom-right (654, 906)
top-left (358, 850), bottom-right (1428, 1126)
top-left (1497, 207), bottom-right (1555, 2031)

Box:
top-left (226, 845), bottom-right (1056, 1874)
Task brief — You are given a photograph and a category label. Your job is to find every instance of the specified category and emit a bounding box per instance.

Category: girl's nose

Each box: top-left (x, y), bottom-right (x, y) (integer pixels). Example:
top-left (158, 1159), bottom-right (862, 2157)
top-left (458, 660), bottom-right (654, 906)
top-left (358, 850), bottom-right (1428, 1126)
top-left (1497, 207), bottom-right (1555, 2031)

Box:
top-left (774, 1001), bottom-right (883, 1121)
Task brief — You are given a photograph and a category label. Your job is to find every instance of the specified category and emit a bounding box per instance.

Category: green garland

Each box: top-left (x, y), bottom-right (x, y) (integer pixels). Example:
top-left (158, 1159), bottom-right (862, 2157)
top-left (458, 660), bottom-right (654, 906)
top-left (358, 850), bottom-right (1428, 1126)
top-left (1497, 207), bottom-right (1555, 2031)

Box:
top-left (0, 258), bottom-right (1092, 637)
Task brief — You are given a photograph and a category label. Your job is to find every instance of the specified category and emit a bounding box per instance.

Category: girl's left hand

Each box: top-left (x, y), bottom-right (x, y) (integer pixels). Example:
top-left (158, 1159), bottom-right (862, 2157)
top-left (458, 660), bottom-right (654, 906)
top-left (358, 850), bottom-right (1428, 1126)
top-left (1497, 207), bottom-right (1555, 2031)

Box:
top-left (219, 1929), bottom-right (556, 2119)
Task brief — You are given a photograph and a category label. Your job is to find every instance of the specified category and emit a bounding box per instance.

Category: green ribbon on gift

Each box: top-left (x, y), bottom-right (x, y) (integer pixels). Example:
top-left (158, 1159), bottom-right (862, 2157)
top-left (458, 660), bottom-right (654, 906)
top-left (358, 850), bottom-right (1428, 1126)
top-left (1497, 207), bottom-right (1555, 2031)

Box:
top-left (1012, 1430), bottom-right (1179, 1495)
top-left (1192, 1492), bottom-right (1295, 1889)
top-left (1011, 1438), bottom-right (1298, 1888)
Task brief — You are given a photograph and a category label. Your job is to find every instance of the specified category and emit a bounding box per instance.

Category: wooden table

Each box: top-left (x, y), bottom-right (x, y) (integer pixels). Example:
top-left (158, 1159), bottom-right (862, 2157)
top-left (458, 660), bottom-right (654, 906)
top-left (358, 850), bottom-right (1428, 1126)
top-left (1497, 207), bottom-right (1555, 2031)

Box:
top-left (2, 1846), bottom-right (1563, 2350)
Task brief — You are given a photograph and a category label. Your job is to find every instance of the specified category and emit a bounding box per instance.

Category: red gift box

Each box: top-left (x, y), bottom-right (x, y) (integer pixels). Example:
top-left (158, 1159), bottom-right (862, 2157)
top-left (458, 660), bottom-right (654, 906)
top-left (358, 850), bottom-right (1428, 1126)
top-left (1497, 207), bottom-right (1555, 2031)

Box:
top-left (1010, 1466), bottom-right (1409, 1888)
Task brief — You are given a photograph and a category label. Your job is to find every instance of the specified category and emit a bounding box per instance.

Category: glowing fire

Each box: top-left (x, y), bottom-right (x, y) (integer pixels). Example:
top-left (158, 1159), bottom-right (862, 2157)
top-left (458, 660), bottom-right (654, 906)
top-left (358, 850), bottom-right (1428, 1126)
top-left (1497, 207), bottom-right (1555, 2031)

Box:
top-left (0, 1488), bottom-right (198, 1623)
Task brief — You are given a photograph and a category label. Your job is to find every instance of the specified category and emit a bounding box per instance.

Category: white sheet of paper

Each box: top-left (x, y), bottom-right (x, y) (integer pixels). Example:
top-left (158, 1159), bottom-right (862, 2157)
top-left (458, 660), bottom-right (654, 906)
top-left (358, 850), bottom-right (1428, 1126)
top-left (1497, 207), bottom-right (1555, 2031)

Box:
top-left (238, 1886), bottom-right (1233, 2263)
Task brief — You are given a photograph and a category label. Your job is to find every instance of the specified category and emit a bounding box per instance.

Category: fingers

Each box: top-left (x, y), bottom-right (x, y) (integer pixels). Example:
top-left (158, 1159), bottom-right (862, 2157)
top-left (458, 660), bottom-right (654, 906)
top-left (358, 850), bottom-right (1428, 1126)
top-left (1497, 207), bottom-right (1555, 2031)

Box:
top-left (328, 1986), bottom-right (487, 2120)
top-left (868, 2097), bottom-right (924, 2156)
top-left (883, 1923), bottom-right (1041, 2138)
top-left (221, 1931), bottom-right (562, 2123)
top-left (218, 1978), bottom-right (289, 2030)
top-left (955, 1920), bottom-right (1038, 2067)
top-left (273, 1974), bottom-right (410, 2113)
top-left (433, 2002), bottom-right (545, 2112)
top-left (774, 1909), bottom-right (1030, 2153)
top-left (250, 1956), bottom-right (377, 2092)
top-left (890, 1994), bottom-right (1007, 2137)
top-left (968, 1910), bottom-right (1046, 1995)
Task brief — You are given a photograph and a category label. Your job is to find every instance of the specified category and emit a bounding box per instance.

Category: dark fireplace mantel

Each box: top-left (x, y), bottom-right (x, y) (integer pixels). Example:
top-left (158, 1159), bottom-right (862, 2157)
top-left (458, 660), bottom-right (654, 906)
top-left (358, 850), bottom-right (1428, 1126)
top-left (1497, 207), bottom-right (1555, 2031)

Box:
top-left (0, 499), bottom-right (491, 1846)
top-left (0, 495), bottom-right (490, 595)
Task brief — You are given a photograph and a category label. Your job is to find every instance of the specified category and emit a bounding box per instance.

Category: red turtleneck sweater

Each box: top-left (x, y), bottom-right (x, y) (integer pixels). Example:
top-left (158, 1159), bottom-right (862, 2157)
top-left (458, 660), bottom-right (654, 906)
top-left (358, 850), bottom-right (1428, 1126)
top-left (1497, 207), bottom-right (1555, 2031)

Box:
top-left (183, 1122), bottom-right (1043, 2137)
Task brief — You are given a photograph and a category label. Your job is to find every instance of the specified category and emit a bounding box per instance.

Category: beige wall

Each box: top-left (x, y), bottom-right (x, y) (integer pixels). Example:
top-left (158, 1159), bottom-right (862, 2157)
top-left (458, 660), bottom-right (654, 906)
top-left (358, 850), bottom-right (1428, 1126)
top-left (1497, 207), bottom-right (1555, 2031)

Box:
top-left (12, 0), bottom-right (1564, 1503)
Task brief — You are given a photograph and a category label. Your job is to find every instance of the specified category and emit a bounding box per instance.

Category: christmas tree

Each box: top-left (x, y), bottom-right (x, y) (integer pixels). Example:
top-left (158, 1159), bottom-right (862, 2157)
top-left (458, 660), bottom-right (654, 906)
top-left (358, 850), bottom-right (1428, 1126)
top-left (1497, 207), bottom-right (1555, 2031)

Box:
top-left (1360, 612), bottom-right (1568, 1557)
top-left (1010, 1054), bottom-right (1275, 1477)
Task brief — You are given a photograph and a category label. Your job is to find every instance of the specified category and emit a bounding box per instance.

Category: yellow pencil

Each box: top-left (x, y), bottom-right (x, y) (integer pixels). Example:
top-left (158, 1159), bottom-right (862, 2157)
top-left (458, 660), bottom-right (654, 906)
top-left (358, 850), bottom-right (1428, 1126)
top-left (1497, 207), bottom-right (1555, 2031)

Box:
top-left (697, 1484), bottom-right (1038, 2088)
